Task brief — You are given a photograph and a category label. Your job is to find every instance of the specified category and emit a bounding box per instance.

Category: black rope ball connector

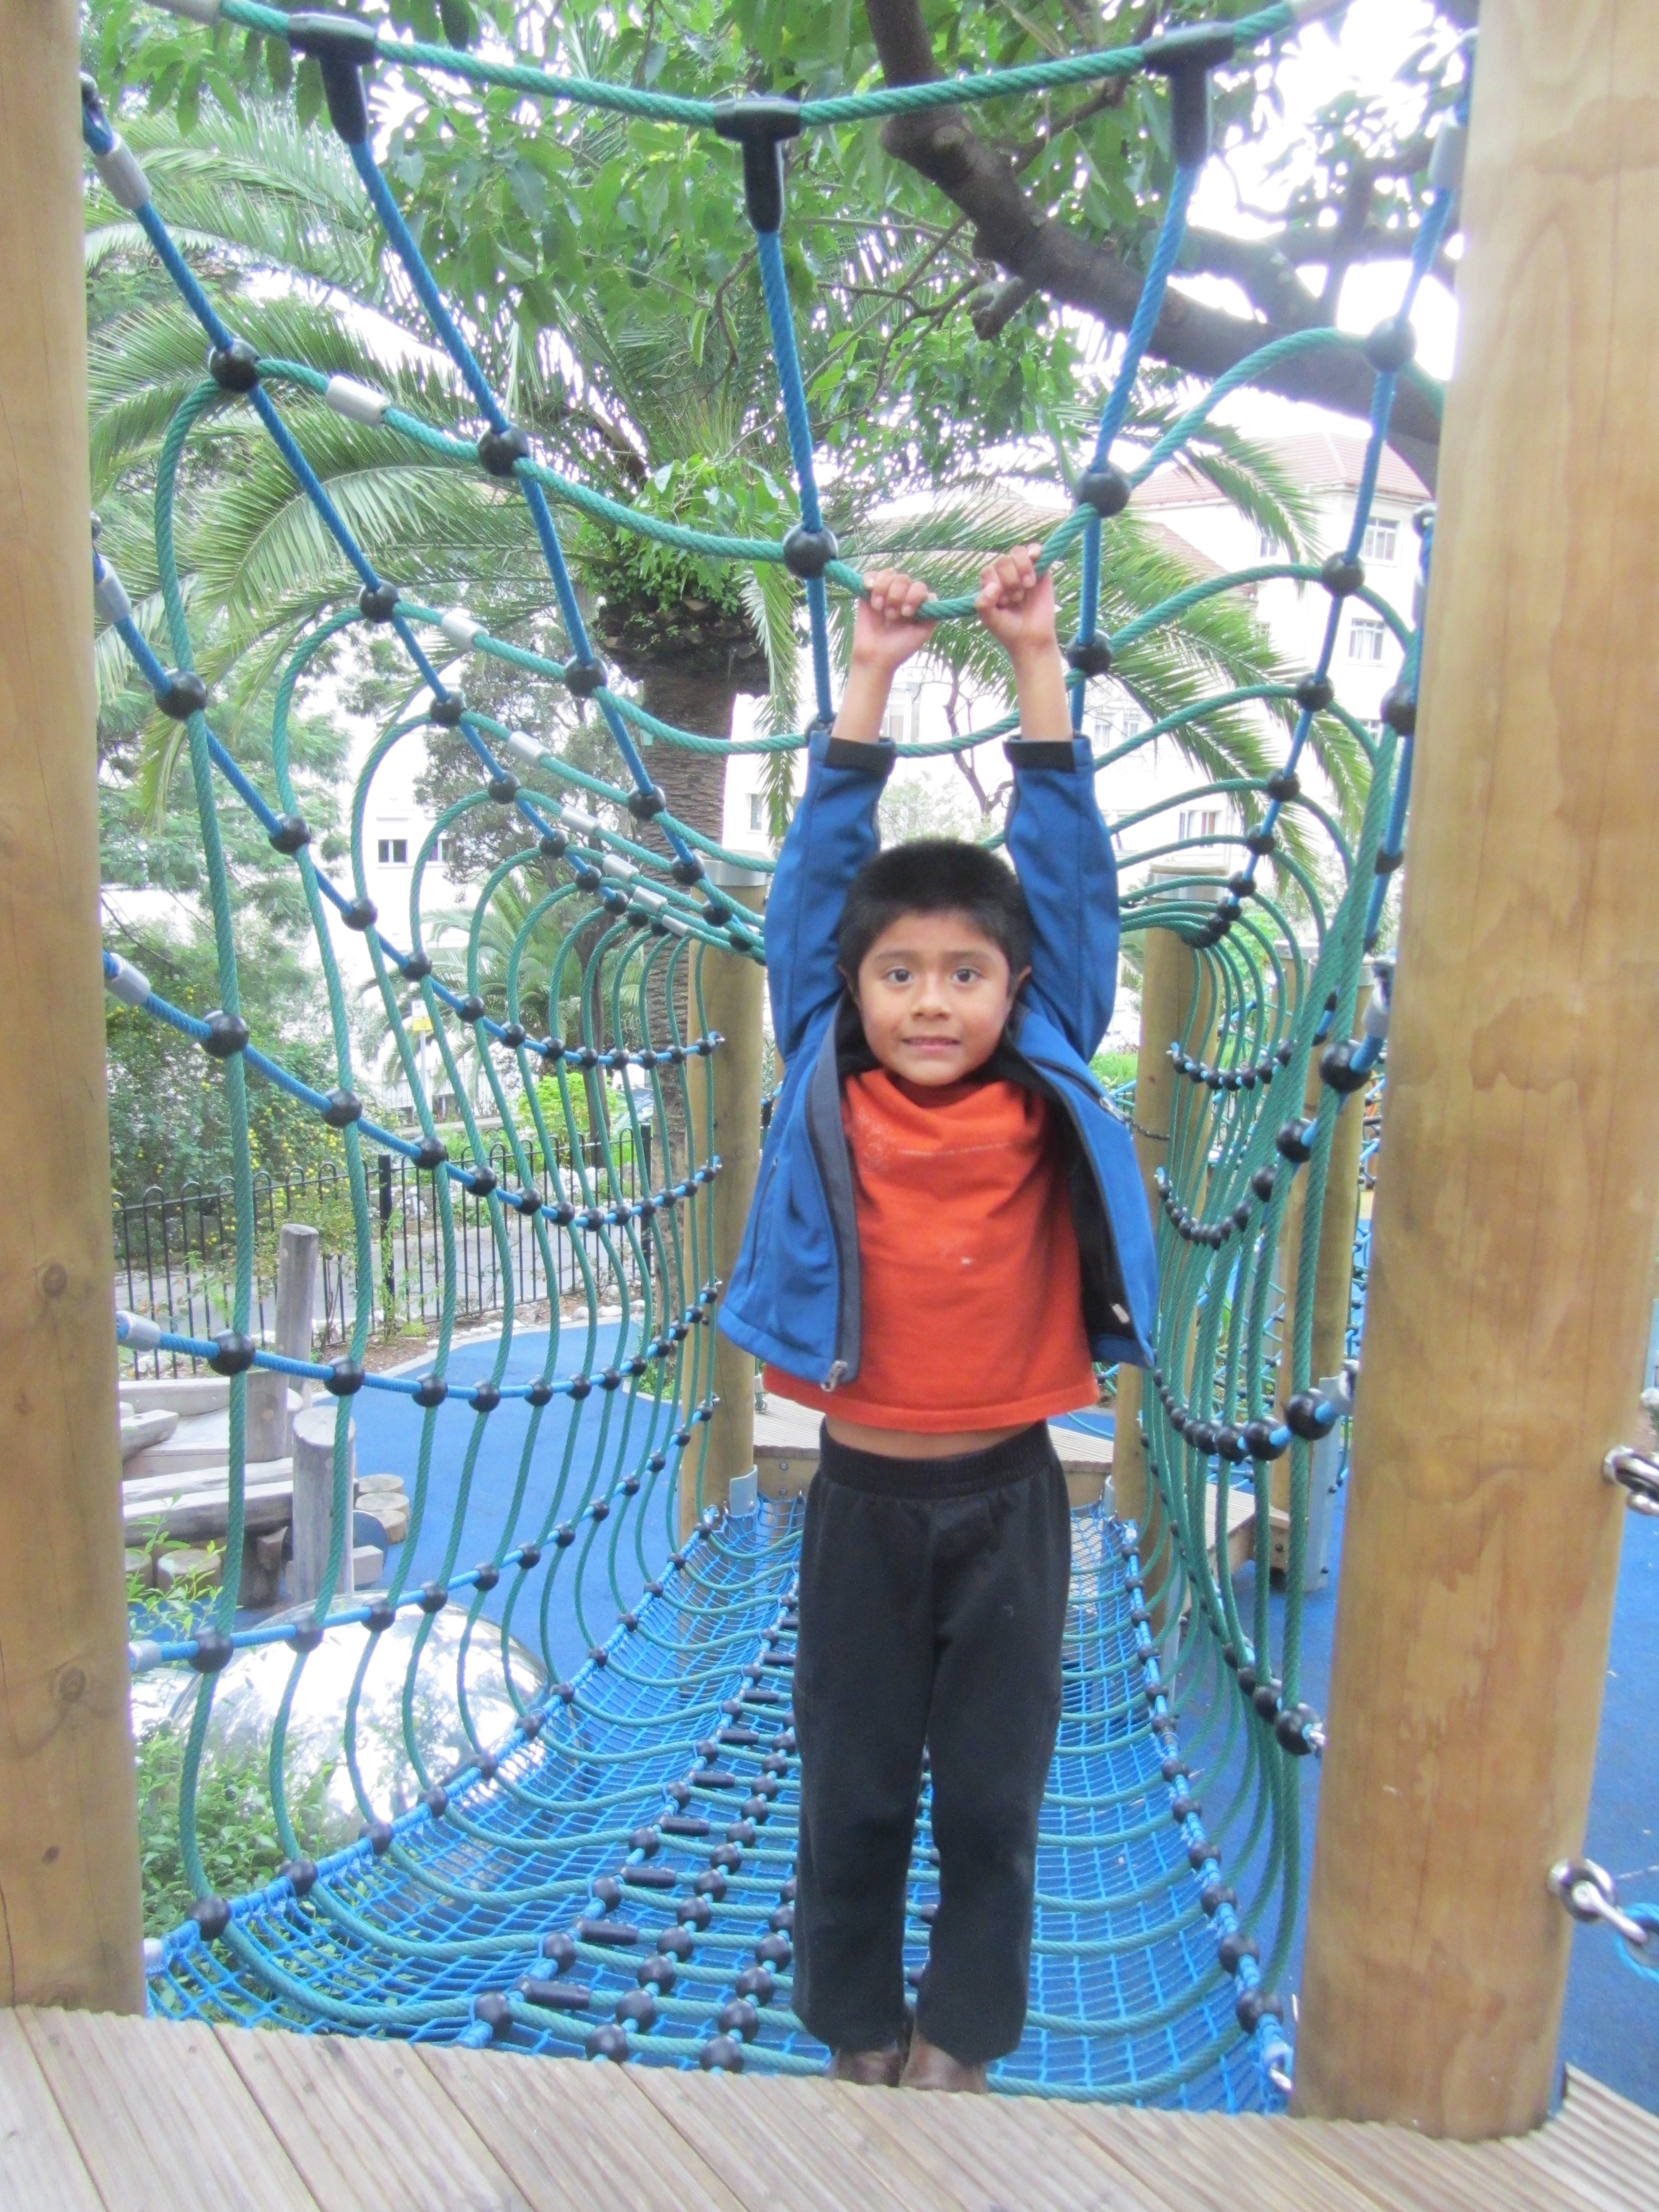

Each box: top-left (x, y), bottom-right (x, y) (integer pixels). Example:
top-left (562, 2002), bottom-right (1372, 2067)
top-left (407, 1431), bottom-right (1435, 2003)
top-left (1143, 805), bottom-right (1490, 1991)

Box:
top-left (188, 1628), bottom-right (234, 1675)
top-left (541, 1930), bottom-right (577, 1970)
top-left (1235, 1987), bottom-right (1284, 2035)
top-left (515, 1188), bottom-right (541, 1219)
top-left (477, 422), bottom-right (530, 478)
top-left (467, 1168), bottom-right (498, 1202)
top-left (1226, 870), bottom-right (1254, 899)
top-left (363, 1601), bottom-right (395, 1632)
top-left (326, 1359), bottom-right (365, 1397)
top-left (1200, 1879), bottom-right (1238, 1918)
top-left (473, 1990), bottom-right (514, 2039)
top-left (429, 693), bottom-right (466, 728)
top-left (342, 895), bottom-right (378, 931)
top-left (1142, 23), bottom-right (1235, 165)
top-left (487, 773), bottom-right (519, 806)
top-left (700, 2034), bottom-right (744, 2073)
top-left (734, 1964), bottom-right (774, 2005)
top-left (1285, 1391), bottom-right (1331, 1442)
top-left (564, 656), bottom-right (607, 698)
top-left (1243, 1419), bottom-right (1286, 1462)
top-left (202, 1009), bottom-right (249, 1059)
top-left (365, 1818), bottom-right (394, 1855)
top-left (712, 93), bottom-right (802, 235)
top-left (280, 1856), bottom-right (319, 1900)
top-left (1244, 826), bottom-right (1276, 858)
top-left (1217, 1929), bottom-right (1260, 1974)
top-left (627, 783), bottom-right (667, 821)
top-left (284, 13), bottom-right (378, 145)
top-left (1319, 1040), bottom-right (1371, 1095)
top-left (1264, 768), bottom-right (1301, 804)
top-left (539, 827), bottom-right (568, 863)
top-left (469, 1382), bottom-right (502, 1414)
top-left (1276, 1703), bottom-right (1322, 1756)
top-left (208, 1329), bottom-right (256, 1376)
top-left (782, 522), bottom-right (839, 580)
top-left (1250, 1164), bottom-right (1277, 1202)
top-left (1293, 674), bottom-right (1334, 713)
top-left (717, 1999), bottom-right (759, 2043)
top-left (290, 1621), bottom-right (325, 1654)
top-left (1075, 463), bottom-right (1131, 519)
top-left (1066, 638), bottom-right (1114, 678)
top-left (672, 853), bottom-right (706, 885)
top-left (159, 670), bottom-right (208, 721)
top-left (456, 994), bottom-right (486, 1023)
top-left (1381, 686), bottom-right (1417, 737)
top-left (414, 1135), bottom-right (447, 1172)
top-left (358, 581), bottom-right (399, 623)
top-left (614, 1989), bottom-right (657, 2032)
top-left (413, 1375), bottom-right (447, 1409)
top-left (269, 812), bottom-right (311, 855)
top-left (419, 1581), bottom-right (449, 1616)
top-left (498, 1021), bottom-right (526, 1049)
top-left (1252, 1677), bottom-right (1283, 1721)
top-left (1275, 1119), bottom-right (1313, 1165)
top-left (207, 336), bottom-right (260, 393)
top-left (402, 951), bottom-right (433, 982)
top-left (321, 1088), bottom-right (362, 1129)
top-left (1364, 315), bottom-right (1417, 374)
top-left (1319, 551), bottom-right (1366, 598)
top-left (186, 1896), bottom-right (232, 1943)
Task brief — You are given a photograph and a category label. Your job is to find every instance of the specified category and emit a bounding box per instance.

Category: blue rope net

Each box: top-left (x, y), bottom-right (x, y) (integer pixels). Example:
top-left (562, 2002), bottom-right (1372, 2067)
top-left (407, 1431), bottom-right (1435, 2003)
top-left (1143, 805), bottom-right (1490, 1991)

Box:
top-left (90, 1), bottom-right (1456, 2107)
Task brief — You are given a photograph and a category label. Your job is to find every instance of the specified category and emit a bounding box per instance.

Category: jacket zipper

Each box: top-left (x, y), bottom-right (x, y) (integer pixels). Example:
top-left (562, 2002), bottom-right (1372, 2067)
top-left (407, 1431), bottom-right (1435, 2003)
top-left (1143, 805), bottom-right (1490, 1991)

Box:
top-left (1016, 1050), bottom-right (1133, 1333)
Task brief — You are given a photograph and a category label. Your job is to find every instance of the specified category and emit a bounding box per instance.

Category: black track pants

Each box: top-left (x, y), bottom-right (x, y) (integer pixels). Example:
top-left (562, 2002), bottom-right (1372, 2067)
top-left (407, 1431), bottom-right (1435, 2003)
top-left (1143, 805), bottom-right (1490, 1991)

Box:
top-left (790, 1421), bottom-right (1071, 2066)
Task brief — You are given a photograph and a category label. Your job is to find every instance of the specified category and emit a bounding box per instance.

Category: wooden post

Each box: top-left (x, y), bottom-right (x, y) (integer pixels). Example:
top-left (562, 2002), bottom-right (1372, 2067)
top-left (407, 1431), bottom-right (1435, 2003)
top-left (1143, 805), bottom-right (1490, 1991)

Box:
top-left (246, 1223), bottom-right (319, 1462)
top-left (1295, 0), bottom-right (1659, 2135)
top-left (1114, 875), bottom-right (1217, 1608)
top-left (681, 867), bottom-right (765, 1541)
top-left (289, 1405), bottom-right (356, 1604)
top-left (0, 2), bottom-right (144, 2015)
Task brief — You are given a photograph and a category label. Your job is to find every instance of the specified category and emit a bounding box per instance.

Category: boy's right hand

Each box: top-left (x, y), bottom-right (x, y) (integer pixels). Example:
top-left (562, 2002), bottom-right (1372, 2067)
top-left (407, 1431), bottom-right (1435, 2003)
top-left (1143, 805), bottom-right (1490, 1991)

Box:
top-left (849, 569), bottom-right (935, 677)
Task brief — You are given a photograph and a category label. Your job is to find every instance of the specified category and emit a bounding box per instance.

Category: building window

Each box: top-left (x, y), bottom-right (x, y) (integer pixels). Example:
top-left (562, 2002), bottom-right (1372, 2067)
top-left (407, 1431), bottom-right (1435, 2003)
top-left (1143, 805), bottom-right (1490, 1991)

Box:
top-left (1361, 517), bottom-right (1399, 564)
top-left (1177, 808), bottom-right (1220, 842)
top-left (879, 696), bottom-right (912, 744)
top-left (748, 793), bottom-right (765, 832)
top-left (377, 837), bottom-right (409, 865)
top-left (1256, 523), bottom-right (1279, 560)
top-left (435, 836), bottom-right (453, 865)
top-left (1349, 617), bottom-right (1386, 664)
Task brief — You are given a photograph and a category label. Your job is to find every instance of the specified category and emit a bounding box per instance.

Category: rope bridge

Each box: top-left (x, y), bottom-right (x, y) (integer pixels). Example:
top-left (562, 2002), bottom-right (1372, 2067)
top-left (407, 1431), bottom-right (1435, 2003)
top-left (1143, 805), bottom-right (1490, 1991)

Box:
top-left (90, 0), bottom-right (1449, 2109)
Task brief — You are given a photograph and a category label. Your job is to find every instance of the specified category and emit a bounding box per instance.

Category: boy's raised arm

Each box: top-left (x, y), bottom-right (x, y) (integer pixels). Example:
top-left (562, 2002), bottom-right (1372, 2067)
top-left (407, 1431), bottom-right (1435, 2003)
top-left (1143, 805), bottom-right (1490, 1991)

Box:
top-left (977, 550), bottom-right (1120, 1061)
top-left (764, 573), bottom-right (935, 1061)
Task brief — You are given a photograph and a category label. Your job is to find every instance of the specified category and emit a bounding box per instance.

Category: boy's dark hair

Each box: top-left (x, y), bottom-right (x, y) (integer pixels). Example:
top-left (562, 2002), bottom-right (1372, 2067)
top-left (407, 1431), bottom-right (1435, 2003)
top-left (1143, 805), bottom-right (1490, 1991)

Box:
top-left (837, 838), bottom-right (1033, 981)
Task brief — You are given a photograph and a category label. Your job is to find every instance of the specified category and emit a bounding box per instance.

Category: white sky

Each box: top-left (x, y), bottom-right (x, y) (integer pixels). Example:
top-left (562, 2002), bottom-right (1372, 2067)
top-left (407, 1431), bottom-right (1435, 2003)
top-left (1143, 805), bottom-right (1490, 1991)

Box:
top-left (1191, 0), bottom-right (1460, 442)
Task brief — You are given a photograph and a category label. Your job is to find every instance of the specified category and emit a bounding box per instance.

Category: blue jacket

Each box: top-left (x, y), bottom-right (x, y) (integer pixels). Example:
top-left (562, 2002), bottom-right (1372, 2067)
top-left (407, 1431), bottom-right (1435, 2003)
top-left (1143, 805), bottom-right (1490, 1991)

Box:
top-left (718, 727), bottom-right (1157, 1389)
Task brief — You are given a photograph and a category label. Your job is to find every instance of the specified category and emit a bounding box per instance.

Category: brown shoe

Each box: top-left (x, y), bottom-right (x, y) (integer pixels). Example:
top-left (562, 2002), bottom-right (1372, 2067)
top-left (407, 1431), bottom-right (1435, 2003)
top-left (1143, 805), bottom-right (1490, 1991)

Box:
top-left (900, 2030), bottom-right (988, 2094)
top-left (828, 2043), bottom-right (904, 2087)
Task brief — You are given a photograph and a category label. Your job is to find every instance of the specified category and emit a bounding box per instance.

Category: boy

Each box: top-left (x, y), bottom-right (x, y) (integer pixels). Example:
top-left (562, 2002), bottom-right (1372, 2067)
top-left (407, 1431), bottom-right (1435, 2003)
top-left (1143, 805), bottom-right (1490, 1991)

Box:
top-left (719, 550), bottom-right (1157, 2091)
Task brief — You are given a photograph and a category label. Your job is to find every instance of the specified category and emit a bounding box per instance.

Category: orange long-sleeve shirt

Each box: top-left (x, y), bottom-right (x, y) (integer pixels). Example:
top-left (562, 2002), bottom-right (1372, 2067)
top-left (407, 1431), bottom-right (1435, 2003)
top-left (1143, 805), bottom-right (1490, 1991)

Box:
top-left (764, 1068), bottom-right (1097, 1433)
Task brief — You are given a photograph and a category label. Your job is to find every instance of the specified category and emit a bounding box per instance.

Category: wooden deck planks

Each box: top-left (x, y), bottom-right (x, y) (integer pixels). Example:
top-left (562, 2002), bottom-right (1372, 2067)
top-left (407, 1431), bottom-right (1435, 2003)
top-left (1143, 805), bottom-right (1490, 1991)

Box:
top-left (420, 2042), bottom-right (745, 2212)
top-left (4, 2012), bottom-right (1658, 2212)
top-left (16, 2008), bottom-right (317, 2212)
top-left (0, 2014), bottom-right (105, 2212)
top-left (213, 2022), bottom-right (532, 2212)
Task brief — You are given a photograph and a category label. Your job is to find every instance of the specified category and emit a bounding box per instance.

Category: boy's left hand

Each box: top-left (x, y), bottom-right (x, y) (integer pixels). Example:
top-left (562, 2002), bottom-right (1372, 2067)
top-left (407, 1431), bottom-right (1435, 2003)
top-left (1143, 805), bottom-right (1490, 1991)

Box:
top-left (850, 569), bottom-right (936, 677)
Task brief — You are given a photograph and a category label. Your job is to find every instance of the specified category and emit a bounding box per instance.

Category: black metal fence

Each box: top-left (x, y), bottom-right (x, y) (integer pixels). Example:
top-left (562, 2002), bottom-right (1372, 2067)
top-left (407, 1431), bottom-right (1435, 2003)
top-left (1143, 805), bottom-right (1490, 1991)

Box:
top-left (113, 1132), bottom-right (654, 1378)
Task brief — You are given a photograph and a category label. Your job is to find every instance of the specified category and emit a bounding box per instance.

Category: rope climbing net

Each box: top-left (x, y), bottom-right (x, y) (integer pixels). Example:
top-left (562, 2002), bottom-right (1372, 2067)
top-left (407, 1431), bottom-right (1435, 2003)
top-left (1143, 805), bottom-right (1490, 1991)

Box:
top-left (91, 0), bottom-right (1458, 2107)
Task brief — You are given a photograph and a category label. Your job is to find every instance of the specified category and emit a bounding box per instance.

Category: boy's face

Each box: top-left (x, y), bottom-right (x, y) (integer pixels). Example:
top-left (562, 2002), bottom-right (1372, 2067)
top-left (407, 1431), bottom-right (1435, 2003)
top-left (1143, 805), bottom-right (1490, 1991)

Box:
top-left (848, 910), bottom-right (1028, 1087)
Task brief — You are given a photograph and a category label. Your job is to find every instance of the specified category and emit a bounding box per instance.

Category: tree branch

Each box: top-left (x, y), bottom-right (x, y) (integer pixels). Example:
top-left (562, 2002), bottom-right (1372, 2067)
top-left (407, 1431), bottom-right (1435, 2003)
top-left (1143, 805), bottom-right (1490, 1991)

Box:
top-left (862, 0), bottom-right (1444, 478)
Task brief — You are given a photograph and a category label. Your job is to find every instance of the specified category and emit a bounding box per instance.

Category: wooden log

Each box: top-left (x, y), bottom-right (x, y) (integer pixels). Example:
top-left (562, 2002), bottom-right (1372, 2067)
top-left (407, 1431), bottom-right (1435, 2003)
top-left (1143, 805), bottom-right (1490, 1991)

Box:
top-left (288, 1406), bottom-right (355, 1604)
top-left (0, 0), bottom-right (144, 2013)
top-left (681, 867), bottom-right (765, 1540)
top-left (246, 1224), bottom-right (319, 1462)
top-left (1295, 0), bottom-right (1659, 2135)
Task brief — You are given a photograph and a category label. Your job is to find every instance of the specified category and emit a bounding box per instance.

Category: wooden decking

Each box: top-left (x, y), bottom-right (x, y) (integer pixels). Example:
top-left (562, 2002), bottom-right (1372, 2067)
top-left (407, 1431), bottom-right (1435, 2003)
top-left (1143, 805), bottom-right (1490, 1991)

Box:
top-left (3, 2009), bottom-right (1656, 2212)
